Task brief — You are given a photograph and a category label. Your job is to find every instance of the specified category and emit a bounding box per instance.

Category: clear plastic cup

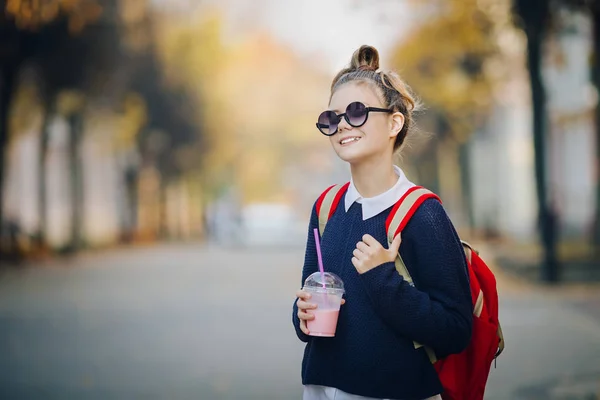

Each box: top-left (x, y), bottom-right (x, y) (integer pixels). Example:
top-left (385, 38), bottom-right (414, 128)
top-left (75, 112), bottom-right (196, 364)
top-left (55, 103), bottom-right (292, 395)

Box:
top-left (303, 272), bottom-right (345, 337)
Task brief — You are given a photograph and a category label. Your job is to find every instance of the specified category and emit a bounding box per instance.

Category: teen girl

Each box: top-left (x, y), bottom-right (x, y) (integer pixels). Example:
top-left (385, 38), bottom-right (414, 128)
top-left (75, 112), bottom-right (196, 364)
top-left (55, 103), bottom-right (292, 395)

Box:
top-left (292, 45), bottom-right (472, 400)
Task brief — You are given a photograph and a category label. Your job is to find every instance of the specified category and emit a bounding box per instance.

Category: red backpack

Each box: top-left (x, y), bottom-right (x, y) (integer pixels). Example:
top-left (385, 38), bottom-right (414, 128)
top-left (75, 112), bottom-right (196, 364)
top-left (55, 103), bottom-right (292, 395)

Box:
top-left (316, 184), bottom-right (505, 400)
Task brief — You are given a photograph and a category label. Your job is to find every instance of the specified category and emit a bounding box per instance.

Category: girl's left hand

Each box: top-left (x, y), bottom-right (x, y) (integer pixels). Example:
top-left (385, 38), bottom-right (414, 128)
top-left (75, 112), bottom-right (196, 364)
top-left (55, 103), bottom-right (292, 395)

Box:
top-left (352, 233), bottom-right (402, 274)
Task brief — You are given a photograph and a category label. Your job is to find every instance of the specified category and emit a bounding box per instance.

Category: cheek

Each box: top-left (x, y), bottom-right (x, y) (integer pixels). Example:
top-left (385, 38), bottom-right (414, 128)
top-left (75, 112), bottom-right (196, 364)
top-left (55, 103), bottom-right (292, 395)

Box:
top-left (365, 120), bottom-right (390, 143)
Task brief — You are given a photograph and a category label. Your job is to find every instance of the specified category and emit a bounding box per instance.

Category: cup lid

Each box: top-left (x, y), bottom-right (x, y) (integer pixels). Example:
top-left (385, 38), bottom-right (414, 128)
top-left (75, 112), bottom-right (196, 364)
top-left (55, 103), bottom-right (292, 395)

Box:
top-left (304, 272), bottom-right (344, 291)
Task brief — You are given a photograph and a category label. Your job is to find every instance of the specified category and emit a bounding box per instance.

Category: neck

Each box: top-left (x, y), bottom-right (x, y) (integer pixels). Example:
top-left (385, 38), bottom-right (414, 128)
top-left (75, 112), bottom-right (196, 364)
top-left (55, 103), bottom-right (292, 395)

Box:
top-left (350, 156), bottom-right (398, 198)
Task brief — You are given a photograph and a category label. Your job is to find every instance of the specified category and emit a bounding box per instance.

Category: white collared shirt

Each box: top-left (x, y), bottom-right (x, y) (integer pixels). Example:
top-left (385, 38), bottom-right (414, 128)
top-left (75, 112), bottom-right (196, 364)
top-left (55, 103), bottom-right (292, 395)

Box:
top-left (344, 165), bottom-right (416, 220)
top-left (303, 166), bottom-right (442, 400)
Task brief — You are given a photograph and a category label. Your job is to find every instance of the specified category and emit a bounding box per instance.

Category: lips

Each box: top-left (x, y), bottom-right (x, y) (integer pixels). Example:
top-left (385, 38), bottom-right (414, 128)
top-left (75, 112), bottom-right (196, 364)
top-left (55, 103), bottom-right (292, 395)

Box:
top-left (340, 136), bottom-right (362, 145)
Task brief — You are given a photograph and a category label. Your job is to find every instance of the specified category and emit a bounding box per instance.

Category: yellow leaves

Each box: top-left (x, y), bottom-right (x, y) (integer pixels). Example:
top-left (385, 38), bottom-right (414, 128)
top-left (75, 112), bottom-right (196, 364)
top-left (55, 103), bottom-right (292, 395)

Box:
top-left (5, 0), bottom-right (102, 33)
top-left (116, 92), bottom-right (147, 150)
top-left (118, 0), bottom-right (147, 25)
top-left (238, 145), bottom-right (281, 202)
top-left (217, 38), bottom-right (329, 203)
top-left (6, 0), bottom-right (59, 27)
top-left (8, 78), bottom-right (43, 137)
top-left (154, 10), bottom-right (226, 90)
top-left (56, 89), bottom-right (85, 116)
top-left (391, 0), bottom-right (510, 142)
top-left (119, 0), bottom-right (151, 52)
top-left (153, 11), bottom-right (330, 202)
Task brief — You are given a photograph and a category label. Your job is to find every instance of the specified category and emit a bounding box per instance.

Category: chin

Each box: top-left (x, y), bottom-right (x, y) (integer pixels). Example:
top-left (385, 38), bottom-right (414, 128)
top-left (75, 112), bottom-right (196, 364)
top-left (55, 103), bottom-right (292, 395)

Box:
top-left (334, 146), bottom-right (370, 164)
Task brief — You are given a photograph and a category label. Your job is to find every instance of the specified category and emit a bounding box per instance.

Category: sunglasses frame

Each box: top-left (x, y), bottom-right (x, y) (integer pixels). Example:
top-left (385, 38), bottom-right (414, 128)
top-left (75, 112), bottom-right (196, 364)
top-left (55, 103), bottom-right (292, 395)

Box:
top-left (316, 101), bottom-right (393, 136)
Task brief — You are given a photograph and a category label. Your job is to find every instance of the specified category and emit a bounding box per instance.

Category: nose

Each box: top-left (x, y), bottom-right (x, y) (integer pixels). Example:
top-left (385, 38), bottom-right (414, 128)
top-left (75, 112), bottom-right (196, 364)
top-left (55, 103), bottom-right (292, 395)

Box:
top-left (336, 115), bottom-right (351, 133)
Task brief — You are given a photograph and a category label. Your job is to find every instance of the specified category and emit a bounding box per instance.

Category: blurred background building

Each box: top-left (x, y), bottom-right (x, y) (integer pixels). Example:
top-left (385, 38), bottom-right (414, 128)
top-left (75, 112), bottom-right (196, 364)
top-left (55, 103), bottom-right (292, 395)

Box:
top-left (1, 0), bottom-right (599, 281)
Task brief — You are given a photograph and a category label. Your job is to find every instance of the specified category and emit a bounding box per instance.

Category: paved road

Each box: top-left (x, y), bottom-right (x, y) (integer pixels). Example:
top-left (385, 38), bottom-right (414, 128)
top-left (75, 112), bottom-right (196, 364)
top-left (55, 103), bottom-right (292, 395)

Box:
top-left (0, 243), bottom-right (598, 399)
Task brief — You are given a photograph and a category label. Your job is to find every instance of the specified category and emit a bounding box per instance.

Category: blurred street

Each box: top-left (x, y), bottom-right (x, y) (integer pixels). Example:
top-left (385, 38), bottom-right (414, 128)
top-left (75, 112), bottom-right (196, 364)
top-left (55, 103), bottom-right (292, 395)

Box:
top-left (1, 1), bottom-right (600, 398)
top-left (0, 243), bottom-right (598, 400)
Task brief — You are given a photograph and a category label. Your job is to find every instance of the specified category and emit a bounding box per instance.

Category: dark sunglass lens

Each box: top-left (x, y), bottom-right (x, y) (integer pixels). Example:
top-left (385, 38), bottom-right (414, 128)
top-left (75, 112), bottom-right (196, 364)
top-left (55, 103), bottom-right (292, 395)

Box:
top-left (318, 111), bottom-right (339, 135)
top-left (346, 102), bottom-right (368, 127)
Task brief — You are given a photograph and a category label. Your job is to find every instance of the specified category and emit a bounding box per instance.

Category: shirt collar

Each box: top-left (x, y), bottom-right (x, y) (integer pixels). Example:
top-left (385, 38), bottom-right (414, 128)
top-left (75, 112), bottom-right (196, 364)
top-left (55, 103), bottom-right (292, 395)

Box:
top-left (344, 165), bottom-right (416, 220)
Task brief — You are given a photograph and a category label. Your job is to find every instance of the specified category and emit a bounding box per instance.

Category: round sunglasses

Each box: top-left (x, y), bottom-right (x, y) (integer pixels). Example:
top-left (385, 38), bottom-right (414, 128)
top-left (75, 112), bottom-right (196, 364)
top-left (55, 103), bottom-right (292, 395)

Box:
top-left (316, 101), bottom-right (393, 136)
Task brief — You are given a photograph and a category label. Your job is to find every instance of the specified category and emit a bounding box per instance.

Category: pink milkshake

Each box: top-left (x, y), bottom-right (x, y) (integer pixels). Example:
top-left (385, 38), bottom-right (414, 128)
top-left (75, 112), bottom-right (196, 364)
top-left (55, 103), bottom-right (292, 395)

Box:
top-left (307, 309), bottom-right (340, 337)
top-left (303, 271), bottom-right (345, 337)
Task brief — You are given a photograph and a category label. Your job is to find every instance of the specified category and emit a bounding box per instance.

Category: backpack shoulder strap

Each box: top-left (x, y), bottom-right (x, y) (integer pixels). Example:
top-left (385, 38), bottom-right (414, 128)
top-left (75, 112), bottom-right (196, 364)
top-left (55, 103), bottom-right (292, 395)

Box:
top-left (385, 186), bottom-right (441, 285)
top-left (384, 187), bottom-right (506, 364)
top-left (385, 186), bottom-right (441, 363)
top-left (496, 322), bottom-right (505, 358)
top-left (316, 182), bottom-right (350, 236)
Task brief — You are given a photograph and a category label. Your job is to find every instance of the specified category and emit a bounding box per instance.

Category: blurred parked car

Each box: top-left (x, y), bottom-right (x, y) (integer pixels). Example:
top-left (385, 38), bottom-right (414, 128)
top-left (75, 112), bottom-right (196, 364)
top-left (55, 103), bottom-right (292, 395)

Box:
top-left (239, 203), bottom-right (305, 248)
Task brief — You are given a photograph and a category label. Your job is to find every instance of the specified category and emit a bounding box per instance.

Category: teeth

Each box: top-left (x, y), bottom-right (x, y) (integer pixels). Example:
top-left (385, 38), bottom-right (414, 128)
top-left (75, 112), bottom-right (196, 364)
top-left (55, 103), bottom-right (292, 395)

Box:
top-left (341, 137), bottom-right (360, 145)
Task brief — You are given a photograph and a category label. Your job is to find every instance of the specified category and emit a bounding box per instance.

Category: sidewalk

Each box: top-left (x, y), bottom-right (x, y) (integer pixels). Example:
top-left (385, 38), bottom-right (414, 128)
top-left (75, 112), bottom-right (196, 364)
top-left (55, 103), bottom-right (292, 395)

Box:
top-left (488, 239), bottom-right (600, 283)
top-left (476, 242), bottom-right (600, 400)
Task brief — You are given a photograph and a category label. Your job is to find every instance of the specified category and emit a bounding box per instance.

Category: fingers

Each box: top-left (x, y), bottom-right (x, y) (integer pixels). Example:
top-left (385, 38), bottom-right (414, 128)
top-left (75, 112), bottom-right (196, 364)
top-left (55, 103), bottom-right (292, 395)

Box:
top-left (340, 298), bottom-right (346, 305)
top-left (355, 235), bottom-right (383, 258)
top-left (297, 297), bottom-right (315, 329)
top-left (296, 289), bottom-right (312, 301)
top-left (300, 319), bottom-right (310, 335)
top-left (389, 232), bottom-right (402, 254)
top-left (356, 241), bottom-right (369, 253)
top-left (296, 290), bottom-right (317, 322)
top-left (297, 299), bottom-right (316, 312)
top-left (361, 234), bottom-right (380, 247)
top-left (297, 309), bottom-right (315, 321)
top-left (296, 290), bottom-right (317, 328)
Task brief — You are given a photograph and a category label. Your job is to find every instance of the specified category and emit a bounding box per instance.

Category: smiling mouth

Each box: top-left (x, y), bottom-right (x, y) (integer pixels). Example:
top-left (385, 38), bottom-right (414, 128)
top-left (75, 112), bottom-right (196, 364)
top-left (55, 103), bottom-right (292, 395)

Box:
top-left (340, 137), bottom-right (362, 145)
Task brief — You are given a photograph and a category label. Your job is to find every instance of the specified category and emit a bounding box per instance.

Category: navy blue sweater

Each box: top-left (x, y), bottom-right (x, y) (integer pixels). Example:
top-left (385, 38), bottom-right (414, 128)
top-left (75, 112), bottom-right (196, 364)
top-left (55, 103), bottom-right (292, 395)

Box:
top-left (292, 195), bottom-right (473, 400)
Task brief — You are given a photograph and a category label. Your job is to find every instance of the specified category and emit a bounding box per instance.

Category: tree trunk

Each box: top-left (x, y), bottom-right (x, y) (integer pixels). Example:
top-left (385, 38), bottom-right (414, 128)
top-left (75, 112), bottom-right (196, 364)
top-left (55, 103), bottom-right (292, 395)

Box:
top-left (0, 67), bottom-right (15, 260)
top-left (591, 6), bottom-right (600, 248)
top-left (434, 113), bottom-right (472, 230)
top-left (67, 111), bottom-right (84, 252)
top-left (37, 104), bottom-right (52, 250)
top-left (459, 140), bottom-right (475, 232)
top-left (122, 165), bottom-right (138, 243)
top-left (437, 136), bottom-right (466, 225)
top-left (159, 173), bottom-right (169, 239)
top-left (526, 25), bottom-right (559, 282)
top-left (416, 144), bottom-right (440, 196)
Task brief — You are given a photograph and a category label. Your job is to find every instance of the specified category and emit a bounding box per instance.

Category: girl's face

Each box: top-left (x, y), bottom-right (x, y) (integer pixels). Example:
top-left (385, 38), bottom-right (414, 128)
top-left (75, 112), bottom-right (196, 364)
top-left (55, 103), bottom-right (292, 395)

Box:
top-left (327, 82), bottom-right (404, 165)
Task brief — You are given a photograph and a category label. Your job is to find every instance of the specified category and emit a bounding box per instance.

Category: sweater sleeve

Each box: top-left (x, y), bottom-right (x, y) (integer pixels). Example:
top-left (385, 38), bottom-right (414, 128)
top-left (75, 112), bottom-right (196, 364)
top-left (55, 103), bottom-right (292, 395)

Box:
top-left (292, 201), bottom-right (319, 343)
top-left (358, 198), bottom-right (473, 357)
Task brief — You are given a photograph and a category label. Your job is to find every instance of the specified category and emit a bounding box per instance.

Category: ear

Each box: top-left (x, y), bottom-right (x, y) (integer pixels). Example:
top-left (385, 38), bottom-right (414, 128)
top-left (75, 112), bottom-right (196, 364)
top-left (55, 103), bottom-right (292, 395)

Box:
top-left (389, 112), bottom-right (405, 139)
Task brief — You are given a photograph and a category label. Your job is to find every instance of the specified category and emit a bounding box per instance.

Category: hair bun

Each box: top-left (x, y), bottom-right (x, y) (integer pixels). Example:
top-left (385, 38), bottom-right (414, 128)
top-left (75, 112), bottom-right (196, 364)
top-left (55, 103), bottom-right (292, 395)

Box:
top-left (350, 45), bottom-right (380, 71)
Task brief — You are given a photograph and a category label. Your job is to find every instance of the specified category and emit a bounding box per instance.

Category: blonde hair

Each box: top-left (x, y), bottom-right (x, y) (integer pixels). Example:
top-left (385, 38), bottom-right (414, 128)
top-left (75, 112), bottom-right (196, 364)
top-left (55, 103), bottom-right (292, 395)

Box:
top-left (330, 45), bottom-right (420, 151)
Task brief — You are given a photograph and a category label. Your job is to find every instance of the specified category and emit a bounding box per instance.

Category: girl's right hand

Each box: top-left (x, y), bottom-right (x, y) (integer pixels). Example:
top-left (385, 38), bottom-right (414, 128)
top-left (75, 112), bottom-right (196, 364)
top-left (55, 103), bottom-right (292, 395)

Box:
top-left (295, 289), bottom-right (345, 335)
top-left (296, 290), bottom-right (316, 335)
